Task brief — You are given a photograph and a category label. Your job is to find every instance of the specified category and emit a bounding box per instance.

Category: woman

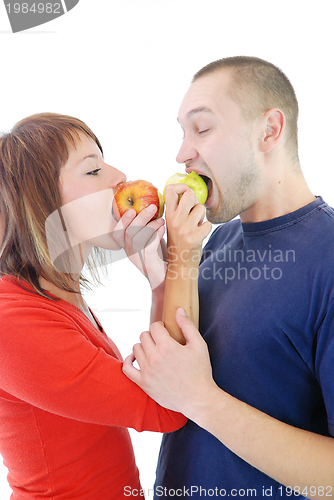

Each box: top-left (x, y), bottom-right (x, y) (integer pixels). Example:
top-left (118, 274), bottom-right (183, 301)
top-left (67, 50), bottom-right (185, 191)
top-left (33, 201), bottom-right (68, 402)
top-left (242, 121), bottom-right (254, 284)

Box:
top-left (0, 113), bottom-right (192, 499)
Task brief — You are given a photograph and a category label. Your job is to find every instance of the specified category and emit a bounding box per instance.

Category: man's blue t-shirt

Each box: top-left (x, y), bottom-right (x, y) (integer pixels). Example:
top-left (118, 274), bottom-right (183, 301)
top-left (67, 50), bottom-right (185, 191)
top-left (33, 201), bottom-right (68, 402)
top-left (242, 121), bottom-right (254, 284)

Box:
top-left (155, 197), bottom-right (334, 499)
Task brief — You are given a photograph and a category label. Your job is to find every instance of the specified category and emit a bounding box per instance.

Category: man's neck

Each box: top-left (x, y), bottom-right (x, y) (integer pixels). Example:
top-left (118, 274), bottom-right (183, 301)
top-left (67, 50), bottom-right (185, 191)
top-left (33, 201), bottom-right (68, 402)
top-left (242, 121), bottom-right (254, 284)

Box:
top-left (240, 164), bottom-right (315, 224)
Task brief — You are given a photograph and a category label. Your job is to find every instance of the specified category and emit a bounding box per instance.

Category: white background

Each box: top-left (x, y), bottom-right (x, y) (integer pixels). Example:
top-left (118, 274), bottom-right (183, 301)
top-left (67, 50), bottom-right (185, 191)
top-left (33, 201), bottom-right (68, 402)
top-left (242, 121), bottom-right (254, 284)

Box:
top-left (1, 0), bottom-right (334, 497)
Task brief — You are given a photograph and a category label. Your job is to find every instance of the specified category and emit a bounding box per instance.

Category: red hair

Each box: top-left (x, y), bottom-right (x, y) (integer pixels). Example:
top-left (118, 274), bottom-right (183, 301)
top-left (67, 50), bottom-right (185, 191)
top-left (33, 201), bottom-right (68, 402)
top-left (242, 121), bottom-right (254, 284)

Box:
top-left (0, 112), bottom-right (105, 297)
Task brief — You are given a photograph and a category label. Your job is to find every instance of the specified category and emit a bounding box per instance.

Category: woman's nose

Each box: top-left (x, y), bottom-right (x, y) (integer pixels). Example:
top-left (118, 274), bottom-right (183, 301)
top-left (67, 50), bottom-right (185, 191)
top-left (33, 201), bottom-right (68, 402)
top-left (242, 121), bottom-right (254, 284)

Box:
top-left (108, 165), bottom-right (126, 189)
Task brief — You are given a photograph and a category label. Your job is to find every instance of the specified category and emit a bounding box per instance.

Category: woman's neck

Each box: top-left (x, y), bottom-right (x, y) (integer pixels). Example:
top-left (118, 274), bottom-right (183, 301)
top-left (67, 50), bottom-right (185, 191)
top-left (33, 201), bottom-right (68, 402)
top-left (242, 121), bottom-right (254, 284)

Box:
top-left (39, 276), bottom-right (99, 330)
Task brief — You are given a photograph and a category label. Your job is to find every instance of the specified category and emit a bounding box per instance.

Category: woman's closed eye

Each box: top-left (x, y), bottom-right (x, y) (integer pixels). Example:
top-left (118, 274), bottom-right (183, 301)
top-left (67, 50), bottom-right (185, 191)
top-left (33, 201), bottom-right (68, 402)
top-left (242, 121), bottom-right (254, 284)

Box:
top-left (87, 168), bottom-right (101, 176)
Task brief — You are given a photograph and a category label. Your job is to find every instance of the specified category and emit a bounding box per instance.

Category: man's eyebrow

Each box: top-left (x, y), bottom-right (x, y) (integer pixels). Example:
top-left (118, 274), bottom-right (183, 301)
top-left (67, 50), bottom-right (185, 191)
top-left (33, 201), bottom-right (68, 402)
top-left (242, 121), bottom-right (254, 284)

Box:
top-left (177, 107), bottom-right (213, 122)
top-left (188, 107), bottom-right (213, 117)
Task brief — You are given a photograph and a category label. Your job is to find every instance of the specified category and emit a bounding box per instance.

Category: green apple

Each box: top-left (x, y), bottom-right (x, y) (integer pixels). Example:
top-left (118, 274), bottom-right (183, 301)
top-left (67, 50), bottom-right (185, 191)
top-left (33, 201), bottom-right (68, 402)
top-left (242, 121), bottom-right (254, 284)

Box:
top-left (164, 171), bottom-right (208, 205)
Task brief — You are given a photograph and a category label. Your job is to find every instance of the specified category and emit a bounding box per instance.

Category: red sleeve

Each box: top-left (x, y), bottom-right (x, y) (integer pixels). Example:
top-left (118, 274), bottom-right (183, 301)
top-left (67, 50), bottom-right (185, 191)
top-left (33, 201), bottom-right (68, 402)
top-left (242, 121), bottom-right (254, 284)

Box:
top-left (0, 295), bottom-right (187, 433)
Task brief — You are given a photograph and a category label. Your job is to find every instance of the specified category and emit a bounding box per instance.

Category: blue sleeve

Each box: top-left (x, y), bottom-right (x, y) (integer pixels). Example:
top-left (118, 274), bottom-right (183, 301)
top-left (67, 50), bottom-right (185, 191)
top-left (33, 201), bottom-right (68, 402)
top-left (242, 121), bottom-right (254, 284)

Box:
top-left (315, 297), bottom-right (334, 436)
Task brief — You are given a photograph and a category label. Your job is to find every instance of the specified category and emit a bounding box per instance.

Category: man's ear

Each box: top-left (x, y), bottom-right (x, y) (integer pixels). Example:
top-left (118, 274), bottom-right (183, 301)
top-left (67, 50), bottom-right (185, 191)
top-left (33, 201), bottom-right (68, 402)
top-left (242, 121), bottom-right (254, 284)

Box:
top-left (259, 108), bottom-right (285, 153)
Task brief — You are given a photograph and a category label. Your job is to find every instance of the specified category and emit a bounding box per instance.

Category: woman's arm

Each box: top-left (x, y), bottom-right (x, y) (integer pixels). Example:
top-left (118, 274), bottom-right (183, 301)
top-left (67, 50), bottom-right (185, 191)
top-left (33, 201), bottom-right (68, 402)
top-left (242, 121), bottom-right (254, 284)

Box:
top-left (111, 205), bottom-right (167, 323)
top-left (0, 293), bottom-right (187, 433)
top-left (162, 184), bottom-right (212, 343)
top-left (150, 281), bottom-right (165, 324)
top-left (112, 188), bottom-right (211, 334)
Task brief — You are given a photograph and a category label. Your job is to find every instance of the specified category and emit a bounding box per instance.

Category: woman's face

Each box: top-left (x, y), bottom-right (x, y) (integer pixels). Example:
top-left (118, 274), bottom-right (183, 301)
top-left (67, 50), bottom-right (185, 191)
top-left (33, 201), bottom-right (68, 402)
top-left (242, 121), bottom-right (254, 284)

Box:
top-left (58, 132), bottom-right (126, 252)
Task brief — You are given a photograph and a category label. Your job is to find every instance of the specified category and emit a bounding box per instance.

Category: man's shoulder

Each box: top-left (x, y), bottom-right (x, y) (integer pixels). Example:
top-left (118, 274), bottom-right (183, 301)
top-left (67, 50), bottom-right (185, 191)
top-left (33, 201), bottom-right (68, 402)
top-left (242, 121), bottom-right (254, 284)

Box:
top-left (307, 200), bottom-right (334, 243)
top-left (210, 219), bottom-right (242, 238)
top-left (317, 200), bottom-right (334, 223)
top-left (204, 219), bottom-right (242, 252)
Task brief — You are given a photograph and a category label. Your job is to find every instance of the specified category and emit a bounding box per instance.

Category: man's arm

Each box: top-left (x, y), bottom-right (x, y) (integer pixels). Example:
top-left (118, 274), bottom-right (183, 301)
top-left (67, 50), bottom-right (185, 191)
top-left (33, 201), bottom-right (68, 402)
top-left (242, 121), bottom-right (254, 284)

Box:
top-left (123, 310), bottom-right (334, 499)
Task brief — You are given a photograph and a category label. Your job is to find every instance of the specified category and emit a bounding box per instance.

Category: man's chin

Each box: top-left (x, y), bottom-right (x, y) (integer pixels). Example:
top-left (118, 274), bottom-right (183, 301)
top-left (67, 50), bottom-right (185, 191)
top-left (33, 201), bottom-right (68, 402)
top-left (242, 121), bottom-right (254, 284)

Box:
top-left (206, 206), bottom-right (238, 224)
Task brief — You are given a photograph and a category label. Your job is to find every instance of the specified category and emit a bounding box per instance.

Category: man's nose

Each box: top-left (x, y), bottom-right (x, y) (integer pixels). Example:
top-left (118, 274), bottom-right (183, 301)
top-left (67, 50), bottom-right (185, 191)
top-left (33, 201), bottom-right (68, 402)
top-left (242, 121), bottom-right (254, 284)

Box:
top-left (176, 137), bottom-right (197, 164)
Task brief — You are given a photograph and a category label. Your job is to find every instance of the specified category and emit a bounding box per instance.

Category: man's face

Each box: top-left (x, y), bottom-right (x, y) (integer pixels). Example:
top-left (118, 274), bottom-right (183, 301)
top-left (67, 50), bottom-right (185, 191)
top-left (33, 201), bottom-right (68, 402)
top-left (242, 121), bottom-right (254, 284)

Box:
top-left (176, 70), bottom-right (262, 223)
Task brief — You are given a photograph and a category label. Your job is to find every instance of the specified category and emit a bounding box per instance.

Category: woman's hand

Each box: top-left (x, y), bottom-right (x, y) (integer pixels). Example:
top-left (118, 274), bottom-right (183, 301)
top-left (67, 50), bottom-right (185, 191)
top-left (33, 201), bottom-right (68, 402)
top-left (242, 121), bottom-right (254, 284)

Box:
top-left (161, 184), bottom-right (212, 342)
top-left (112, 205), bottom-right (167, 291)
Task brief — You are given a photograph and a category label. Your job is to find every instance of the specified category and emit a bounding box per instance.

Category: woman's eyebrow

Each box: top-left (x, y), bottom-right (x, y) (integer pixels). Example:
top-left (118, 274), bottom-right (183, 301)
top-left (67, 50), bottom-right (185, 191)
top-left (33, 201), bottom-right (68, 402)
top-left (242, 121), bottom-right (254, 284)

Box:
top-left (82, 154), bottom-right (99, 161)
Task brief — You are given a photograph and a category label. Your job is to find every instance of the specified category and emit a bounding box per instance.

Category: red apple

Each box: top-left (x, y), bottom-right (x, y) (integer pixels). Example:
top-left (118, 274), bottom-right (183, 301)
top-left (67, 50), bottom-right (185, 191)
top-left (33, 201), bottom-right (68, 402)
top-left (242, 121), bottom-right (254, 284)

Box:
top-left (114, 179), bottom-right (165, 220)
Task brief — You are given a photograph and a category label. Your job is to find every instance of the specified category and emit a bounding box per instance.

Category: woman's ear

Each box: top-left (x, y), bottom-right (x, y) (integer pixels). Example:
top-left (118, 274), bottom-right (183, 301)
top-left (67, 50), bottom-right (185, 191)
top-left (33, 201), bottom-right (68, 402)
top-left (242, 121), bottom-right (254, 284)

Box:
top-left (259, 108), bottom-right (286, 153)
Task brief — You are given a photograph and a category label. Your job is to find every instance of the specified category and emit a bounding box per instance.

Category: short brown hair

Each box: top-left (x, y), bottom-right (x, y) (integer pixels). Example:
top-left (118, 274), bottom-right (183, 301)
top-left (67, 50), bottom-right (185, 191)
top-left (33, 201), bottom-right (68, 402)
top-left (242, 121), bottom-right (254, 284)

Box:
top-left (0, 112), bottom-right (105, 297)
top-left (193, 56), bottom-right (299, 159)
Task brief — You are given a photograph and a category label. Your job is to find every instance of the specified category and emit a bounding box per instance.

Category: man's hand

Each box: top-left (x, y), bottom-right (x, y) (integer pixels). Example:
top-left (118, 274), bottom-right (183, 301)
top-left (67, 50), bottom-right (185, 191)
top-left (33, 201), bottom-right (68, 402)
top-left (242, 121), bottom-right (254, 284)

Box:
top-left (122, 308), bottom-right (217, 417)
top-left (124, 310), bottom-right (334, 497)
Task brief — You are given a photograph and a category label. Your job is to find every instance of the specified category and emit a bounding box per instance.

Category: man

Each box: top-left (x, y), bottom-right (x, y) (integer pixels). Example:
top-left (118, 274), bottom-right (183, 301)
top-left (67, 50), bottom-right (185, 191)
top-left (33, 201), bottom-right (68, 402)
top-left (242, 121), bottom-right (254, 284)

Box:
top-left (123, 56), bottom-right (334, 499)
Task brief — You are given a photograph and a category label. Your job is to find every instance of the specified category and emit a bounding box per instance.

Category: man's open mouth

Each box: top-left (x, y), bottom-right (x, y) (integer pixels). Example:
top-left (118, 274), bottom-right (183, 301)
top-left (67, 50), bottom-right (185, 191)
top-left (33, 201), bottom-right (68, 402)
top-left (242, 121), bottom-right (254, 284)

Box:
top-left (199, 174), bottom-right (213, 202)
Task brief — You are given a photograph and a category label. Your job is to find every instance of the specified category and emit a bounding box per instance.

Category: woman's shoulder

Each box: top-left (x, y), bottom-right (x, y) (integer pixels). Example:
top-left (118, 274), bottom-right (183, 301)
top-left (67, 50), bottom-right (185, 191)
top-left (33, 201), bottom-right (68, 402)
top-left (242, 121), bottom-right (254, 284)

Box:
top-left (0, 275), bottom-right (60, 306)
top-left (0, 275), bottom-right (116, 355)
top-left (0, 275), bottom-right (79, 323)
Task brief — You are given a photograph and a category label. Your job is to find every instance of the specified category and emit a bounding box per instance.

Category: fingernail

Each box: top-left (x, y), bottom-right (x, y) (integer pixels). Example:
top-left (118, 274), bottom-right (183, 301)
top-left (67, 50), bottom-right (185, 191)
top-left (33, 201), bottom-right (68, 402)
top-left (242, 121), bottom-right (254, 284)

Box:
top-left (125, 209), bottom-right (136, 218)
top-left (148, 205), bottom-right (157, 213)
top-left (178, 308), bottom-right (187, 316)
